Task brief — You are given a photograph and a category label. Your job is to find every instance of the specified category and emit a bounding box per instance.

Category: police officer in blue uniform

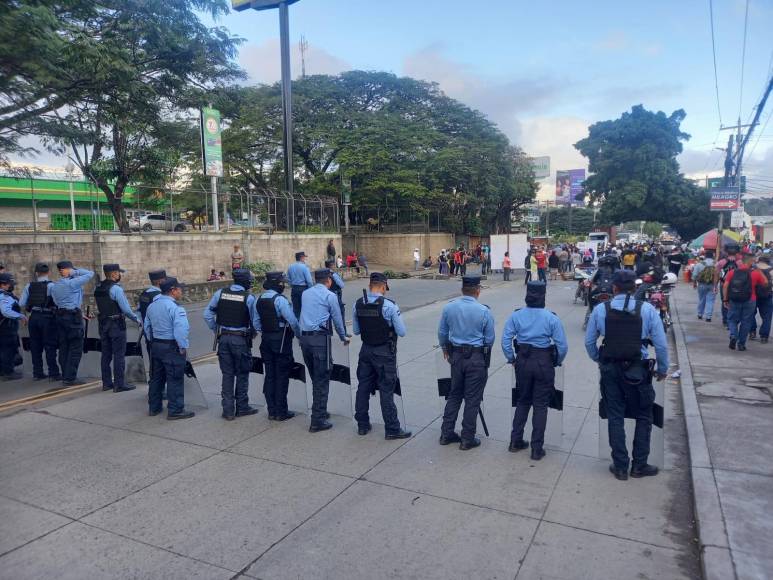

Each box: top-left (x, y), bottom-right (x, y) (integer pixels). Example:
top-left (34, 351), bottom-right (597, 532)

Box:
top-left (437, 276), bottom-right (495, 450)
top-left (299, 268), bottom-right (350, 432)
top-left (50, 261), bottom-right (94, 386)
top-left (0, 272), bottom-right (26, 381)
top-left (324, 259), bottom-right (346, 322)
top-left (144, 277), bottom-right (194, 420)
top-left (204, 268), bottom-right (261, 420)
top-left (287, 251), bottom-right (314, 319)
top-left (137, 270), bottom-right (166, 325)
top-left (94, 264), bottom-right (140, 393)
top-left (585, 270), bottom-right (669, 480)
top-left (19, 263), bottom-right (60, 381)
top-left (257, 271), bottom-right (301, 421)
top-left (501, 281), bottom-right (568, 460)
top-left (353, 272), bottom-right (411, 439)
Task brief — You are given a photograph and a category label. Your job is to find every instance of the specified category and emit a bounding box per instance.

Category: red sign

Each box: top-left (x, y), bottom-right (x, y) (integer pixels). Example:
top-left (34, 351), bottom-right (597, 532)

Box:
top-left (710, 188), bottom-right (740, 211)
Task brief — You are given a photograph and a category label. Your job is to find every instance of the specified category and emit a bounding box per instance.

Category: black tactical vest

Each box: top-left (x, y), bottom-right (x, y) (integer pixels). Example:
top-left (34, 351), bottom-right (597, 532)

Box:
top-left (257, 294), bottom-right (282, 332)
top-left (27, 281), bottom-right (53, 310)
top-left (138, 287), bottom-right (161, 319)
top-left (94, 280), bottom-right (121, 319)
top-left (355, 296), bottom-right (395, 346)
top-left (215, 288), bottom-right (250, 327)
top-left (601, 295), bottom-right (643, 361)
top-left (330, 276), bottom-right (342, 298)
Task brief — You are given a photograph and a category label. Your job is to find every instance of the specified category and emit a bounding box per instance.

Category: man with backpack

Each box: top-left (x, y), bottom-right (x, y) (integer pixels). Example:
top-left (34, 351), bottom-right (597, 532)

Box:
top-left (691, 252), bottom-right (716, 322)
top-left (722, 250), bottom-right (768, 351)
top-left (714, 244), bottom-right (743, 327)
top-left (749, 255), bottom-right (772, 343)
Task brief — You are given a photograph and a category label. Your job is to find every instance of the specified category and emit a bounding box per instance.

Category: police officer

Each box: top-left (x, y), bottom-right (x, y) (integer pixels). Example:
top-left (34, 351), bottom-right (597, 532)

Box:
top-left (144, 277), bottom-right (194, 420)
top-left (325, 259), bottom-right (346, 322)
top-left (287, 251), bottom-right (314, 319)
top-left (437, 276), bottom-right (495, 450)
top-left (299, 268), bottom-right (350, 432)
top-left (0, 272), bottom-right (26, 381)
top-left (353, 272), bottom-right (411, 439)
top-left (50, 261), bottom-right (94, 386)
top-left (137, 270), bottom-right (166, 324)
top-left (585, 270), bottom-right (669, 480)
top-left (94, 264), bottom-right (140, 393)
top-left (257, 271), bottom-right (301, 421)
top-left (501, 281), bottom-right (568, 460)
top-left (204, 268), bottom-right (260, 420)
top-left (19, 263), bottom-right (60, 381)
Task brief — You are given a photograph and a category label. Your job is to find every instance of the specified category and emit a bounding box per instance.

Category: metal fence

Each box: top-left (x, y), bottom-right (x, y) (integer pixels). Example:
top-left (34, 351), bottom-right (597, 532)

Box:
top-left (345, 204), bottom-right (450, 234)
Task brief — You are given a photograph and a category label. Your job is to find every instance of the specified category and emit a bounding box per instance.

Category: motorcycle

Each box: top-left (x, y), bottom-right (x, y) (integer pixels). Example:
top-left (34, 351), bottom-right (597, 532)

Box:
top-left (573, 265), bottom-right (596, 305)
top-left (636, 274), bottom-right (674, 331)
top-left (583, 288), bottom-right (612, 330)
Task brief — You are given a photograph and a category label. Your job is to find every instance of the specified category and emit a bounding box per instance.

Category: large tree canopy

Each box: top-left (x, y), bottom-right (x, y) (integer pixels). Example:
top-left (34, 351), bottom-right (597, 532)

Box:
top-left (575, 105), bottom-right (715, 239)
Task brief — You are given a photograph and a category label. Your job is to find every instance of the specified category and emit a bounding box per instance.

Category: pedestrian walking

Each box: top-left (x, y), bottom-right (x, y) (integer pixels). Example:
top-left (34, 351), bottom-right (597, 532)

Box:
top-left (585, 270), bottom-right (669, 480)
top-left (0, 272), bottom-right (25, 381)
top-left (204, 268), bottom-right (261, 420)
top-left (502, 252), bottom-right (512, 281)
top-left (502, 281), bottom-right (568, 460)
top-left (437, 276), bottom-right (495, 450)
top-left (536, 248), bottom-right (547, 283)
top-left (723, 250), bottom-right (768, 351)
top-left (19, 263), bottom-right (60, 381)
top-left (50, 261), bottom-right (94, 386)
top-left (749, 255), bottom-right (772, 343)
top-left (144, 277), bottom-right (195, 420)
top-left (357, 252), bottom-right (369, 276)
top-left (353, 272), bottom-right (411, 439)
top-left (691, 253), bottom-right (716, 321)
top-left (548, 250), bottom-right (560, 280)
top-left (714, 244), bottom-right (743, 327)
top-left (326, 239), bottom-right (337, 263)
top-left (94, 264), bottom-right (140, 393)
top-left (287, 251), bottom-right (313, 319)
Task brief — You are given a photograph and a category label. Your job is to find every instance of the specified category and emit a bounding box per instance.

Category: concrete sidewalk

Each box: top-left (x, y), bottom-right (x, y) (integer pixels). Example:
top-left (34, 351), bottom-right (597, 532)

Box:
top-left (672, 284), bottom-right (773, 580)
top-left (0, 278), bottom-right (700, 580)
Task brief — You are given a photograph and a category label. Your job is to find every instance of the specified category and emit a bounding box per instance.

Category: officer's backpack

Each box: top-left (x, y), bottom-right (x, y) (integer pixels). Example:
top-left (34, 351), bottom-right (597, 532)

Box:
top-left (601, 295), bottom-right (643, 361)
top-left (727, 269), bottom-right (752, 303)
top-left (696, 265), bottom-right (715, 284)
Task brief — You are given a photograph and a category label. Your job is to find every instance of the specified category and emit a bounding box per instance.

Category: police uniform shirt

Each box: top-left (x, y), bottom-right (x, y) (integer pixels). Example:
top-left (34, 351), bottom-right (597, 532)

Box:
top-left (502, 308), bottom-right (568, 364)
top-left (257, 289), bottom-right (301, 336)
top-left (437, 296), bottom-right (495, 347)
top-left (136, 285), bottom-right (161, 320)
top-left (50, 268), bottom-right (94, 309)
top-left (330, 271), bottom-right (345, 291)
top-left (352, 292), bottom-right (406, 337)
top-left (19, 276), bottom-right (52, 309)
top-left (203, 284), bottom-right (260, 332)
top-left (584, 294), bottom-right (669, 374)
top-left (287, 262), bottom-right (314, 287)
top-left (0, 292), bottom-right (23, 320)
top-left (144, 295), bottom-right (190, 348)
top-left (299, 283), bottom-right (346, 339)
top-left (107, 283), bottom-right (140, 322)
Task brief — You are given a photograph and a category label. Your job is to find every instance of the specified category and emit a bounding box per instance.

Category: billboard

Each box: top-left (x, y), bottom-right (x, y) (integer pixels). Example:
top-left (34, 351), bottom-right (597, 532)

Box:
top-left (555, 169), bottom-right (585, 206)
top-left (529, 156), bottom-right (550, 179)
top-left (200, 107), bottom-right (223, 177)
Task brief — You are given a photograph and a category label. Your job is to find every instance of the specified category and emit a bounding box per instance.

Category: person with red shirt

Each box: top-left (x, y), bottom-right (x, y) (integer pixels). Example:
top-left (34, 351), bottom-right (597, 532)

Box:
top-left (714, 244), bottom-right (744, 326)
top-left (535, 247), bottom-right (547, 283)
top-left (722, 250), bottom-right (768, 351)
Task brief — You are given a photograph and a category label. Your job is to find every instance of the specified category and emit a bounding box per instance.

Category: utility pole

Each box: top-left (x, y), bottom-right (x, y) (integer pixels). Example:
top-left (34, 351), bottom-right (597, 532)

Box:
top-left (299, 35), bottom-right (308, 78)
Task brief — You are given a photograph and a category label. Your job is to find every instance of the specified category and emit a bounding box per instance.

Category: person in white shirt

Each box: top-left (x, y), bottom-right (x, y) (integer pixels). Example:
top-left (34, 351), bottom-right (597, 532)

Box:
top-left (413, 248), bottom-right (420, 271)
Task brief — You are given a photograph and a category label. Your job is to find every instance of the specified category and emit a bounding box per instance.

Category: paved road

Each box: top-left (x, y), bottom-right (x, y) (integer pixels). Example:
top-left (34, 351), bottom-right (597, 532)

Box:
top-left (0, 277), bottom-right (701, 579)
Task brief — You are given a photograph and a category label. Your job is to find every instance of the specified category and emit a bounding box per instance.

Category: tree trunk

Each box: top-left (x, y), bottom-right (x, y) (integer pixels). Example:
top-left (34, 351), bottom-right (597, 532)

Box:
top-left (95, 180), bottom-right (130, 233)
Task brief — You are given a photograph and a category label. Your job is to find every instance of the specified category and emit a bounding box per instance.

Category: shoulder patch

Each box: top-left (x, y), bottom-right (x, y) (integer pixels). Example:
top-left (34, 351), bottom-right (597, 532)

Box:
top-left (513, 307), bottom-right (522, 313)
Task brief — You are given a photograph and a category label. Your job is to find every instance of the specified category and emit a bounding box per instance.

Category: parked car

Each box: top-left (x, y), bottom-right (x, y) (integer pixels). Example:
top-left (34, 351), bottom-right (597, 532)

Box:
top-left (135, 213), bottom-right (189, 232)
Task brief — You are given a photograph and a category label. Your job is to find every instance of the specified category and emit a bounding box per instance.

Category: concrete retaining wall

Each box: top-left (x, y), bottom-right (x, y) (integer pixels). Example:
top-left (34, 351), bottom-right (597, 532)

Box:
top-left (343, 232), bottom-right (455, 268)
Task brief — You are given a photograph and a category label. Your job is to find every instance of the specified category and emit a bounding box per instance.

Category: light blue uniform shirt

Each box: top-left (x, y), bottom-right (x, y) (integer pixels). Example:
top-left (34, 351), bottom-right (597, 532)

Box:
top-left (136, 284), bottom-right (161, 320)
top-left (19, 276), bottom-right (52, 309)
top-left (352, 292), bottom-right (406, 337)
top-left (287, 261), bottom-right (313, 287)
top-left (501, 307), bottom-right (568, 364)
top-left (0, 292), bottom-right (23, 319)
top-left (331, 272), bottom-right (345, 291)
top-left (203, 284), bottom-right (260, 332)
top-left (50, 268), bottom-right (94, 309)
top-left (438, 296), bottom-right (495, 347)
top-left (257, 289), bottom-right (301, 336)
top-left (299, 283), bottom-right (346, 339)
top-left (108, 284), bottom-right (139, 322)
top-left (144, 294), bottom-right (190, 348)
top-left (585, 293), bottom-right (669, 374)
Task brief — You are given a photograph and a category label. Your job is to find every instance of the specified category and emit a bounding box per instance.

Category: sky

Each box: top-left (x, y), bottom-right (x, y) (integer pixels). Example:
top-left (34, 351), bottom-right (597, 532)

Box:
top-left (15, 0), bottom-right (773, 199)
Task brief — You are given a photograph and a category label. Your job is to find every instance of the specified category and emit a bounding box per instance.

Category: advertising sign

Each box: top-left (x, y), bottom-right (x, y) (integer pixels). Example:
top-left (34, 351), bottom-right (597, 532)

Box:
top-left (555, 169), bottom-right (585, 206)
top-left (529, 156), bottom-right (551, 179)
top-left (200, 107), bottom-right (223, 178)
top-left (710, 188), bottom-right (741, 211)
top-left (708, 176), bottom-right (746, 193)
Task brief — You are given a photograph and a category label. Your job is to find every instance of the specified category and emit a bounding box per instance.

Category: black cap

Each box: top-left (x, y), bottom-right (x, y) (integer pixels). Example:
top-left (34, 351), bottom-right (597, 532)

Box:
top-left (314, 268), bottom-right (331, 281)
top-left (232, 268), bottom-right (252, 279)
top-left (56, 260), bottom-right (73, 270)
top-left (369, 272), bottom-right (390, 290)
top-left (612, 270), bottom-right (637, 289)
top-left (265, 271), bottom-right (287, 283)
top-left (34, 262), bottom-right (49, 273)
top-left (461, 275), bottom-right (481, 288)
top-left (0, 272), bottom-right (13, 284)
top-left (324, 259), bottom-right (335, 268)
top-left (160, 277), bottom-right (183, 293)
top-left (525, 281), bottom-right (546, 308)
top-left (295, 251), bottom-right (306, 261)
top-left (103, 263), bottom-right (125, 273)
top-left (148, 269), bottom-right (166, 281)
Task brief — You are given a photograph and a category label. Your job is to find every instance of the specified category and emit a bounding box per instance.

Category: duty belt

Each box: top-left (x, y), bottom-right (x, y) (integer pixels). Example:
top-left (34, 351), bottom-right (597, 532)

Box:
top-left (301, 330), bottom-right (330, 336)
top-left (447, 344), bottom-right (487, 353)
top-left (55, 307), bottom-right (81, 315)
top-left (99, 314), bottom-right (123, 320)
top-left (220, 329), bottom-right (249, 337)
top-left (30, 307), bottom-right (54, 313)
top-left (153, 338), bottom-right (177, 345)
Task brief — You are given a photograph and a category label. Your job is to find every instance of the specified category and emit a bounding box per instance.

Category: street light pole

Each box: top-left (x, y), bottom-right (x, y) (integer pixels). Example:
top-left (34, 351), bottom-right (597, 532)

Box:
top-left (279, 1), bottom-right (295, 232)
top-left (65, 161), bottom-right (76, 231)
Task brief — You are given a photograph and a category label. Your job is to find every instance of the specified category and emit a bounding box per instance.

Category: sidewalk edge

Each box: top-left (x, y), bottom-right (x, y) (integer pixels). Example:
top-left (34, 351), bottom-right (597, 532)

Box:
top-left (671, 293), bottom-right (736, 580)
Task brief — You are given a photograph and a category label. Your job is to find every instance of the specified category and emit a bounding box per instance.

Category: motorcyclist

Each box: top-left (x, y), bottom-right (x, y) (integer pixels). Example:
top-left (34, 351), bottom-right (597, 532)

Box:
top-left (584, 252), bottom-right (619, 328)
top-left (634, 251), bottom-right (665, 300)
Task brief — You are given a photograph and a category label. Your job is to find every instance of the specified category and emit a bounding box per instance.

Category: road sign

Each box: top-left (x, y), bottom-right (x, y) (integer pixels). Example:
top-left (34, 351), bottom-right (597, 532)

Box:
top-left (730, 211), bottom-right (744, 228)
top-left (710, 188), bottom-right (740, 211)
top-left (200, 107), bottom-right (223, 177)
top-left (529, 156), bottom-right (550, 179)
top-left (708, 176), bottom-right (746, 193)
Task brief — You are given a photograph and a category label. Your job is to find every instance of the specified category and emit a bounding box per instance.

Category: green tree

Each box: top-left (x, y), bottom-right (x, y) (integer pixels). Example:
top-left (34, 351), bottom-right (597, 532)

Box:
top-left (575, 105), bottom-right (715, 239)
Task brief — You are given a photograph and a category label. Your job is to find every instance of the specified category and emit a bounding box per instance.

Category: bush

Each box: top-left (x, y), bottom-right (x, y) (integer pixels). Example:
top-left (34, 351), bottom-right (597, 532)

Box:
top-left (246, 261), bottom-right (273, 277)
top-left (383, 270), bottom-right (410, 279)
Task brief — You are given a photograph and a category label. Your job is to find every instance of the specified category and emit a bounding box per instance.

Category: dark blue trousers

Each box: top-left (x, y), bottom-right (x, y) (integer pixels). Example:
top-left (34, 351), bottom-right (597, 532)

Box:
top-left (55, 311), bottom-right (84, 381)
top-left (300, 334), bottom-right (331, 425)
top-left (261, 332), bottom-right (293, 416)
top-left (149, 342), bottom-right (185, 415)
top-left (29, 312), bottom-right (59, 378)
top-left (355, 344), bottom-right (400, 434)
top-left (441, 351), bottom-right (487, 442)
top-left (291, 286), bottom-right (305, 319)
top-left (0, 321), bottom-right (19, 376)
top-left (99, 318), bottom-right (127, 388)
top-left (217, 333), bottom-right (252, 416)
top-left (512, 349), bottom-right (555, 450)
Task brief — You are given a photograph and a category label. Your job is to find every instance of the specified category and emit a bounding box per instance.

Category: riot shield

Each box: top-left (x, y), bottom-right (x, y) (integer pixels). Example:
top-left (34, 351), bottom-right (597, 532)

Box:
top-left (434, 347), bottom-right (488, 437)
top-left (78, 315), bottom-right (104, 380)
top-left (327, 339), bottom-right (354, 418)
top-left (598, 370), bottom-right (665, 468)
top-left (183, 360), bottom-right (209, 409)
top-left (251, 332), bottom-right (309, 414)
top-left (349, 347), bottom-right (407, 431)
top-left (124, 327), bottom-right (147, 384)
top-left (510, 363), bottom-right (564, 449)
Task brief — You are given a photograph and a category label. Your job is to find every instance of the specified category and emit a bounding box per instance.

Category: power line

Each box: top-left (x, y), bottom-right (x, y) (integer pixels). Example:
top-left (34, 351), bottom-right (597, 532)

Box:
top-left (709, 0), bottom-right (723, 124)
top-left (738, 0), bottom-right (750, 122)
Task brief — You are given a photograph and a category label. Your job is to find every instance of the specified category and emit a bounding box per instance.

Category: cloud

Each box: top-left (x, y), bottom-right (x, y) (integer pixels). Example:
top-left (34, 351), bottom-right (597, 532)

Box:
top-left (239, 38), bottom-right (350, 84)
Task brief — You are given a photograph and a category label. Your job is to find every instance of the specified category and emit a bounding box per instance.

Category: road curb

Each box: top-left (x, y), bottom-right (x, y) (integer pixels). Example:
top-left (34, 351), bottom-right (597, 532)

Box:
top-left (671, 291), bottom-right (736, 580)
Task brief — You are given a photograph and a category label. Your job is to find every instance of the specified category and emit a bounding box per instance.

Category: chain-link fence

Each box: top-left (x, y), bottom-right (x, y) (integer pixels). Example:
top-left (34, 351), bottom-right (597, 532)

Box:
top-left (345, 204), bottom-right (450, 234)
